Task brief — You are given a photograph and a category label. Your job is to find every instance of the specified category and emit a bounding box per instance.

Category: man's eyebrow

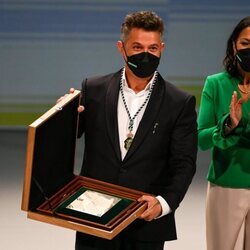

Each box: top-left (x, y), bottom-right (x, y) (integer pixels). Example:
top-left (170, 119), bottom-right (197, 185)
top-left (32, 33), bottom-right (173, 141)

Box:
top-left (131, 42), bottom-right (159, 47)
top-left (149, 44), bottom-right (160, 47)
top-left (131, 42), bottom-right (142, 45)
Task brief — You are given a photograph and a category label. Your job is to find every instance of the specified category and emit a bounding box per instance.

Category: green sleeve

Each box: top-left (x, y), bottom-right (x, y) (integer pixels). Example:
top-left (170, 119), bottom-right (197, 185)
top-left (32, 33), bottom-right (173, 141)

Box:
top-left (198, 76), bottom-right (250, 150)
top-left (238, 117), bottom-right (250, 147)
top-left (212, 114), bottom-right (241, 149)
top-left (198, 77), bottom-right (217, 150)
top-left (212, 111), bottom-right (250, 149)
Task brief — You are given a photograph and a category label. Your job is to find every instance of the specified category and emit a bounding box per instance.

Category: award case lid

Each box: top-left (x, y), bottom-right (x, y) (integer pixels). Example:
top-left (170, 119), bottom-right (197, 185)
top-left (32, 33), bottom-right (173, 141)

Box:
top-left (22, 90), bottom-right (81, 212)
top-left (21, 90), bottom-right (147, 239)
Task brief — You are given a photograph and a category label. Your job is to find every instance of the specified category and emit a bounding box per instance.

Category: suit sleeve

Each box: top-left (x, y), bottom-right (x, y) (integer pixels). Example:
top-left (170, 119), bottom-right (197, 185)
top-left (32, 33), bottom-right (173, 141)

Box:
top-left (164, 95), bottom-right (197, 211)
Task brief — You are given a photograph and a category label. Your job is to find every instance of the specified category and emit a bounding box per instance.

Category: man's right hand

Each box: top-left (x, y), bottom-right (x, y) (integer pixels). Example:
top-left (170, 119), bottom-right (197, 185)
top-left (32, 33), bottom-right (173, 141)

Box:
top-left (57, 88), bottom-right (84, 113)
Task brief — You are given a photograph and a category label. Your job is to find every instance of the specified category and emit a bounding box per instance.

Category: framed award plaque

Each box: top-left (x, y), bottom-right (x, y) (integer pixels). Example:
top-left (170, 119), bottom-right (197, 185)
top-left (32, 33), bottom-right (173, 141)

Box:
top-left (21, 90), bottom-right (147, 240)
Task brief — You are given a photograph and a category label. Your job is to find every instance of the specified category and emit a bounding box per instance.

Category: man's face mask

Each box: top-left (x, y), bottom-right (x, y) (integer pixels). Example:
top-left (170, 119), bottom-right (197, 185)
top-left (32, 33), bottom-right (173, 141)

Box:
top-left (236, 48), bottom-right (250, 72)
top-left (123, 45), bottom-right (160, 78)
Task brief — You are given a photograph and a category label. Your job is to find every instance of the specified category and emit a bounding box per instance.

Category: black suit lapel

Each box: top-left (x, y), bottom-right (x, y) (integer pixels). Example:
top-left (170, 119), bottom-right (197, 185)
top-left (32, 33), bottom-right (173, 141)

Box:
top-left (123, 74), bottom-right (165, 162)
top-left (105, 71), bottom-right (122, 161)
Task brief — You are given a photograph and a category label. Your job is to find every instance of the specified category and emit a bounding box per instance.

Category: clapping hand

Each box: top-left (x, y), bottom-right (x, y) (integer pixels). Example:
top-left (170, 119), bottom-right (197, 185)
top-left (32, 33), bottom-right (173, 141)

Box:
top-left (229, 91), bottom-right (243, 129)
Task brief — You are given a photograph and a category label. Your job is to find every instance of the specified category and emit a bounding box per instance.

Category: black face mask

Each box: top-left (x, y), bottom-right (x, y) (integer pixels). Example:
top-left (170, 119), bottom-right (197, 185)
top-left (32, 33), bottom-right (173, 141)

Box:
top-left (125, 51), bottom-right (160, 78)
top-left (236, 48), bottom-right (250, 72)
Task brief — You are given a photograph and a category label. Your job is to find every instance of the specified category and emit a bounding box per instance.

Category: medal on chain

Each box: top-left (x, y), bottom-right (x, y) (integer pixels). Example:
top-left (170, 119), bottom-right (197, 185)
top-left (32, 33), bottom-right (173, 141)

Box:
top-left (124, 121), bottom-right (134, 150)
top-left (120, 70), bottom-right (157, 151)
top-left (124, 132), bottom-right (133, 151)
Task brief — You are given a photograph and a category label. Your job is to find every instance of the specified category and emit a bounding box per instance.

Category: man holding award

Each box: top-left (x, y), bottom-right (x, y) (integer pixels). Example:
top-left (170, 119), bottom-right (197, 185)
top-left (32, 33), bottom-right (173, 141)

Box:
top-left (70, 10), bottom-right (197, 250)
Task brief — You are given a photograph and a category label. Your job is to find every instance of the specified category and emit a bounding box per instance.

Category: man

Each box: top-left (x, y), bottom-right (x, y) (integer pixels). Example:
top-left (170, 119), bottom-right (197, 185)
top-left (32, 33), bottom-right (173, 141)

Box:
top-left (71, 10), bottom-right (197, 250)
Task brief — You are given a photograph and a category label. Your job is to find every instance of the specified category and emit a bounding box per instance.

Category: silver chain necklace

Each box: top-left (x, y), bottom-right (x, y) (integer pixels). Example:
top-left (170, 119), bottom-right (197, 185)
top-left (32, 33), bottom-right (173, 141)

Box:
top-left (120, 72), bottom-right (157, 150)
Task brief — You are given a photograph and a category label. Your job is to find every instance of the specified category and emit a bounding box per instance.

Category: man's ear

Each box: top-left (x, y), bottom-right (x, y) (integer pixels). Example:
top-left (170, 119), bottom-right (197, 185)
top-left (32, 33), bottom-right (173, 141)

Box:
top-left (117, 40), bottom-right (124, 54)
top-left (161, 42), bottom-right (165, 53)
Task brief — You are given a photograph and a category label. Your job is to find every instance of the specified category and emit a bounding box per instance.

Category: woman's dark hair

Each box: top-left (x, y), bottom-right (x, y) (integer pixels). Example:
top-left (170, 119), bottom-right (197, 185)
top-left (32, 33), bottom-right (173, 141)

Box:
top-left (224, 16), bottom-right (250, 77)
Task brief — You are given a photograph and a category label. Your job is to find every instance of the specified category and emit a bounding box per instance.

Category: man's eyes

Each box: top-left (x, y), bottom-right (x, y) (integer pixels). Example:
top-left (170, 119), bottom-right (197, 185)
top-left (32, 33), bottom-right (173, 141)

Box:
top-left (133, 45), bottom-right (143, 50)
top-left (149, 47), bottom-right (158, 52)
top-left (132, 46), bottom-right (159, 52)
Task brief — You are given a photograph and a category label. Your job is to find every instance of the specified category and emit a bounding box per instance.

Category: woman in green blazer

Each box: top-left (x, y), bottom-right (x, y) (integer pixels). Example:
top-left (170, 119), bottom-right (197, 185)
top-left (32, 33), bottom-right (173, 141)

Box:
top-left (198, 16), bottom-right (250, 250)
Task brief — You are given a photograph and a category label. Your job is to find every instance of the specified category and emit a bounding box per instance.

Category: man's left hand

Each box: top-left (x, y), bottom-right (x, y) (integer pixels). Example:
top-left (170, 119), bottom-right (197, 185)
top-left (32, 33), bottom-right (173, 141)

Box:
top-left (138, 195), bottom-right (162, 221)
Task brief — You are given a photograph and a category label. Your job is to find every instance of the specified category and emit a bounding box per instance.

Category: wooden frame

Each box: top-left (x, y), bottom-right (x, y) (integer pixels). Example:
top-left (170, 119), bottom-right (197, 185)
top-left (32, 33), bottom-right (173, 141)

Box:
top-left (21, 90), bottom-right (147, 240)
top-left (32, 176), bottom-right (147, 239)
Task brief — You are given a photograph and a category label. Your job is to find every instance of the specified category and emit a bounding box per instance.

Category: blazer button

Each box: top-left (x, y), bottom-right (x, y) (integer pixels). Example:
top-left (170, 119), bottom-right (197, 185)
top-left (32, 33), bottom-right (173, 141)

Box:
top-left (119, 167), bottom-right (127, 173)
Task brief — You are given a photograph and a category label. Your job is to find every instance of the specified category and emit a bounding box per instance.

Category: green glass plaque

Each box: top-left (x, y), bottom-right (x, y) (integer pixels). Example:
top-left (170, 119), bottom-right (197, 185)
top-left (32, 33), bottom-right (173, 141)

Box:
top-left (55, 187), bottom-right (134, 225)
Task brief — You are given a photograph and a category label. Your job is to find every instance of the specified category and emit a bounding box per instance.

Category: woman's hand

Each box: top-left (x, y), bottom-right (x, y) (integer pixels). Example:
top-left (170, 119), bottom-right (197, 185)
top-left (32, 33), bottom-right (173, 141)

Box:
top-left (229, 91), bottom-right (243, 129)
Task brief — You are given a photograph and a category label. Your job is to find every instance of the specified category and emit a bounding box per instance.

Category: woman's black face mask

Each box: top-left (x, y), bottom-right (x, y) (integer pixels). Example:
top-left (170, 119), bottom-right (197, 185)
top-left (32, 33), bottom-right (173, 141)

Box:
top-left (122, 44), bottom-right (160, 78)
top-left (236, 48), bottom-right (250, 72)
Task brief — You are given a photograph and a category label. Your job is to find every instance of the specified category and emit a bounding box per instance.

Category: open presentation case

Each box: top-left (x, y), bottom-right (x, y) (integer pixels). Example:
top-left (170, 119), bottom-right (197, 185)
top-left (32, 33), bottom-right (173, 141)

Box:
top-left (21, 90), bottom-right (147, 239)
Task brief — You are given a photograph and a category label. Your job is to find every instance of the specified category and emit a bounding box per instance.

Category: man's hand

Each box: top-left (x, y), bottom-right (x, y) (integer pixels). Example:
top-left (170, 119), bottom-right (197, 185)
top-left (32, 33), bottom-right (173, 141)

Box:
top-left (56, 88), bottom-right (75, 103)
top-left (138, 195), bottom-right (162, 221)
top-left (57, 88), bottom-right (84, 113)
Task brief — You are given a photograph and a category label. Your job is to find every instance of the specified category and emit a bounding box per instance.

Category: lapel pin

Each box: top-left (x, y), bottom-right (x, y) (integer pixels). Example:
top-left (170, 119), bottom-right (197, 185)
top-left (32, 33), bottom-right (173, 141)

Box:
top-left (153, 122), bottom-right (159, 134)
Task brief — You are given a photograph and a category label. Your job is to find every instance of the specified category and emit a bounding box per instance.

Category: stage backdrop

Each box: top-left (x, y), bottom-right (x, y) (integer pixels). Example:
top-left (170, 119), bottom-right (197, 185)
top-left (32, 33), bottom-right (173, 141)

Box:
top-left (0, 0), bottom-right (250, 126)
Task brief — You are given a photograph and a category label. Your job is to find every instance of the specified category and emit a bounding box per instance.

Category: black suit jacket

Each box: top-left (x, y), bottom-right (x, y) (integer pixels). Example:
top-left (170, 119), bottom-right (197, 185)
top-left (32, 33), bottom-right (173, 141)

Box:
top-left (77, 69), bottom-right (197, 241)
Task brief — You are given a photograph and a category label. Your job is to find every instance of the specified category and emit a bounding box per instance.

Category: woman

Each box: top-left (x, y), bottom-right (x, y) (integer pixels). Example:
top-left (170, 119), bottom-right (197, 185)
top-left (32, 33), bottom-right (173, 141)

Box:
top-left (198, 17), bottom-right (250, 250)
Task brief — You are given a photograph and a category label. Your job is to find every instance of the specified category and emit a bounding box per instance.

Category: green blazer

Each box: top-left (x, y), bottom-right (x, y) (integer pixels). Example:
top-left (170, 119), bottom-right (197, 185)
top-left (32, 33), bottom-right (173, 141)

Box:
top-left (198, 71), bottom-right (250, 188)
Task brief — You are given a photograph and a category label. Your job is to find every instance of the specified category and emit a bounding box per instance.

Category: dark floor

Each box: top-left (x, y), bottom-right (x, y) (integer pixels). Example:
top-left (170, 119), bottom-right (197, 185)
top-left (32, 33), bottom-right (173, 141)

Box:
top-left (0, 129), bottom-right (210, 250)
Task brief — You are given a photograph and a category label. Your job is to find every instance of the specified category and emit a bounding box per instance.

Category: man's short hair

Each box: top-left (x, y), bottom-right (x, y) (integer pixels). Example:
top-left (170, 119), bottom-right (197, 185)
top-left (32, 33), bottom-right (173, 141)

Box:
top-left (121, 11), bottom-right (164, 41)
